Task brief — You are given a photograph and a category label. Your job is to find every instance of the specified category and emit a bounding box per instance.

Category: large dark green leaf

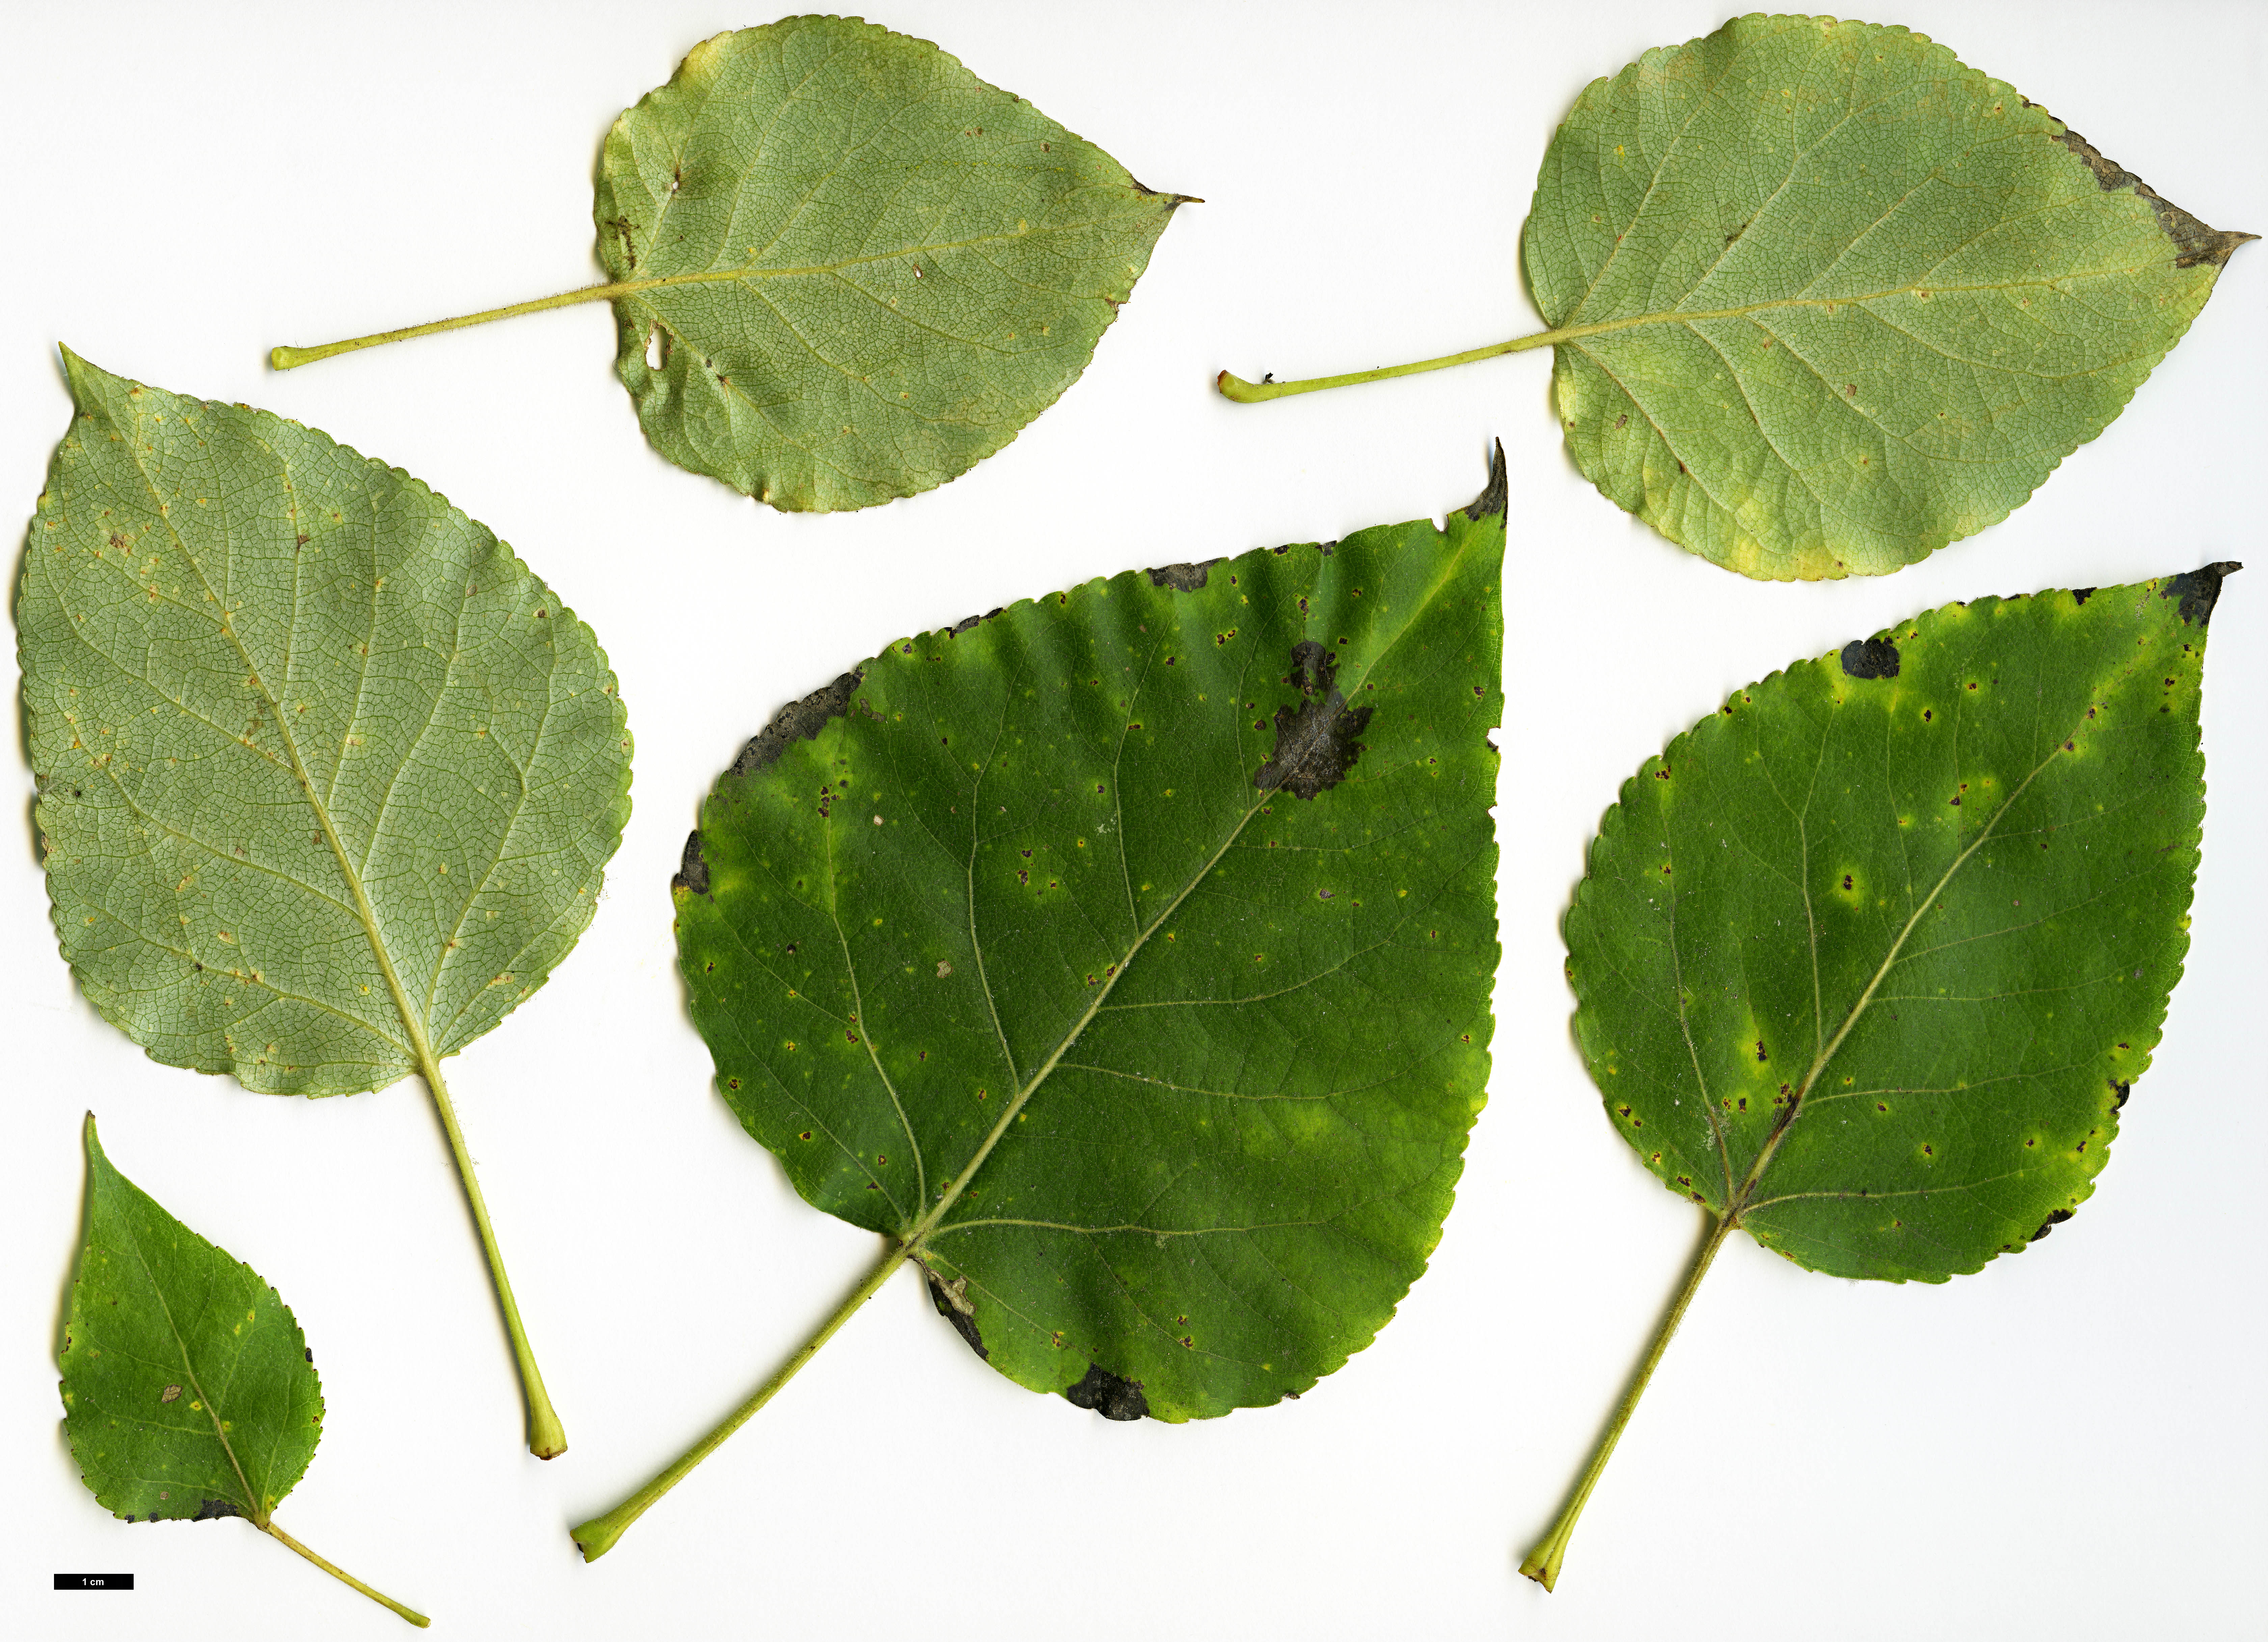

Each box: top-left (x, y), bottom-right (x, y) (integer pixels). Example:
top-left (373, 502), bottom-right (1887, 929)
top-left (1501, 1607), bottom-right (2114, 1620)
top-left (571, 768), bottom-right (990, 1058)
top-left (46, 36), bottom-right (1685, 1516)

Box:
top-left (62, 1115), bottom-right (427, 1625)
top-left (274, 16), bottom-right (1191, 514)
top-left (683, 461), bottom-right (1504, 1412)
top-left (1525, 561), bottom-right (2233, 1588)
top-left (572, 455), bottom-right (1505, 1561)
top-left (1220, 16), bottom-right (2250, 580)
top-left (20, 352), bottom-right (633, 1455)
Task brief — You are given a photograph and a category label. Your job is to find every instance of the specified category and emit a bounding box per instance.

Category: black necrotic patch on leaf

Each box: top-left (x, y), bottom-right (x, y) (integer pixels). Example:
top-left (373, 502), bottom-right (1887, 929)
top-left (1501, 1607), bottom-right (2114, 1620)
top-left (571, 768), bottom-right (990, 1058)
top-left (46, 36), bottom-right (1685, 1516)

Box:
top-left (924, 1268), bottom-right (988, 1362)
top-left (2029, 1207), bottom-right (2077, 1243)
top-left (1840, 637), bottom-right (1902, 679)
top-left (1063, 1363), bottom-right (1149, 1421)
top-left (2162, 561), bottom-right (2242, 626)
top-left (191, 1498), bottom-right (243, 1522)
top-left (732, 672), bottom-right (863, 777)
top-left (672, 830), bottom-right (710, 898)
top-left (1253, 641), bottom-right (1373, 800)
top-left (1145, 559), bottom-right (1225, 592)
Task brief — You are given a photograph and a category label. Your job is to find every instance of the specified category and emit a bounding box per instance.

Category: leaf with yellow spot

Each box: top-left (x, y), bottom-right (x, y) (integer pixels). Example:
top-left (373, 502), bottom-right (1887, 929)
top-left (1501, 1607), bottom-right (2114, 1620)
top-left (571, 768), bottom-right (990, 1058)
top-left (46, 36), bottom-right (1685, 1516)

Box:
top-left (572, 449), bottom-right (1508, 1560)
top-left (1528, 562), bottom-right (2236, 1589)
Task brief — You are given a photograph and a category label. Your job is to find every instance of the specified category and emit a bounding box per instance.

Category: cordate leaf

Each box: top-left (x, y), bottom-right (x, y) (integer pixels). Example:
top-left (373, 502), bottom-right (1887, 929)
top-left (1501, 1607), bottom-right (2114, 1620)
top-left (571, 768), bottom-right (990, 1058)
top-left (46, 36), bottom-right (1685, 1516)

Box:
top-left (275, 16), bottom-right (1192, 514)
top-left (20, 352), bottom-right (633, 1457)
top-left (1220, 16), bottom-right (2251, 581)
top-left (1524, 562), bottom-right (2234, 1589)
top-left (572, 449), bottom-right (1506, 1559)
top-left (62, 1115), bottom-right (427, 1625)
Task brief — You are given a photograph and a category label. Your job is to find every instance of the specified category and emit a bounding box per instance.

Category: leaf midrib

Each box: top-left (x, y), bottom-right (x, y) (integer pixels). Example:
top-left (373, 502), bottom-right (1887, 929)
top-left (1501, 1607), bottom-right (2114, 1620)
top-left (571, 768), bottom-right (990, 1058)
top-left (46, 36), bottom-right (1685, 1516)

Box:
top-left (107, 392), bottom-right (456, 1083)
top-left (894, 523), bottom-right (1486, 1255)
top-left (619, 213), bottom-right (1152, 297)
top-left (110, 1191), bottom-right (269, 1524)
top-left (1550, 270), bottom-right (2189, 358)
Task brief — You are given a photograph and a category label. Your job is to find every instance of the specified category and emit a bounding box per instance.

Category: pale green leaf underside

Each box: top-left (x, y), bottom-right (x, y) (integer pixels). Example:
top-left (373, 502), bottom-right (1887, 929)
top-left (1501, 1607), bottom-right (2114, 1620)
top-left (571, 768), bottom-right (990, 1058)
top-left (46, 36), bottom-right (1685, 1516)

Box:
top-left (1525, 14), bottom-right (2249, 580)
top-left (62, 1116), bottom-right (321, 1525)
top-left (21, 353), bottom-right (633, 1096)
top-left (676, 481), bottom-right (1504, 1418)
top-left (1568, 566), bottom-right (2226, 1279)
top-left (596, 16), bottom-right (1187, 512)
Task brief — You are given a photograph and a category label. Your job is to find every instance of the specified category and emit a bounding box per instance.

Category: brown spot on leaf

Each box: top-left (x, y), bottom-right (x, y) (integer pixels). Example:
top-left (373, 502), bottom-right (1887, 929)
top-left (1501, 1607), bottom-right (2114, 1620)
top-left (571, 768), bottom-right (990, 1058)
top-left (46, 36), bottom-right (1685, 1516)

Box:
top-left (1145, 559), bottom-right (1223, 591)
top-left (2049, 126), bottom-right (2257, 267)
top-left (1253, 641), bottom-right (1371, 801)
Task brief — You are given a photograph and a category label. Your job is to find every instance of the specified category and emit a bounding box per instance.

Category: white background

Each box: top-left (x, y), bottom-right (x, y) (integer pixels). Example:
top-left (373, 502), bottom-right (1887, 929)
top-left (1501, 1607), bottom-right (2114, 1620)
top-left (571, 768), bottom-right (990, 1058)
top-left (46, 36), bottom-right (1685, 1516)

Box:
top-left (2, 2), bottom-right (2261, 1637)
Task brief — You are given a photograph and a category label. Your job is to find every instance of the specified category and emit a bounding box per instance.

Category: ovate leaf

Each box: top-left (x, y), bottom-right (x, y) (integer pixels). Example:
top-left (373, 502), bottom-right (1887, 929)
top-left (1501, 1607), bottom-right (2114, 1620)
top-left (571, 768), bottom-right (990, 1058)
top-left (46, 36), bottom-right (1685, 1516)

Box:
top-left (63, 1115), bottom-right (427, 1625)
top-left (1526, 561), bottom-right (2234, 1587)
top-left (573, 453), bottom-right (1505, 1558)
top-left (275, 16), bottom-right (1193, 514)
top-left (1220, 16), bottom-right (2251, 581)
top-left (21, 352), bottom-right (633, 1455)
top-left (1528, 17), bottom-right (2251, 579)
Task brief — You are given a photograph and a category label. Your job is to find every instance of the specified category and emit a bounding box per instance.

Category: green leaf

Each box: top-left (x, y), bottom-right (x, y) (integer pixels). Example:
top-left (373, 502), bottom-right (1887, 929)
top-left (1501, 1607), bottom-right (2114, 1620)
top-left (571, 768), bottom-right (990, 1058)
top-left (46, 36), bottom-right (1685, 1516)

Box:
top-left (1220, 16), bottom-right (2251, 581)
top-left (1525, 560), bottom-right (2235, 1589)
top-left (274, 16), bottom-right (1192, 514)
top-left (572, 452), bottom-right (1506, 1560)
top-left (1528, 16), bottom-right (2250, 579)
top-left (62, 1115), bottom-right (428, 1625)
top-left (20, 351), bottom-right (634, 1456)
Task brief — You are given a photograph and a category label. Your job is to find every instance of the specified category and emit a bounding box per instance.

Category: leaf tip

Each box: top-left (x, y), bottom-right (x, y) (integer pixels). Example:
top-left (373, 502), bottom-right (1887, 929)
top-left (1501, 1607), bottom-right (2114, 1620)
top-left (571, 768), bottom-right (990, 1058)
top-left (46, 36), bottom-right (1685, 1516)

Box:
top-left (2161, 561), bottom-right (2242, 627)
top-left (1462, 439), bottom-right (1509, 522)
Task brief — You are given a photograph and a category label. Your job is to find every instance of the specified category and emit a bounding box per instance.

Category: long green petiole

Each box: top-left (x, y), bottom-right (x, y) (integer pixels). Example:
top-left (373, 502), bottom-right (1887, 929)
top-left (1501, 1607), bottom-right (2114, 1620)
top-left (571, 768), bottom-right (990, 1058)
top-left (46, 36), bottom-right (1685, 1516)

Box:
top-left (261, 1520), bottom-right (429, 1627)
top-left (1519, 1208), bottom-right (1736, 1592)
top-left (1216, 327), bottom-right (1564, 403)
top-left (419, 1054), bottom-right (568, 1460)
top-left (270, 282), bottom-right (631, 370)
top-left (569, 1239), bottom-right (908, 1562)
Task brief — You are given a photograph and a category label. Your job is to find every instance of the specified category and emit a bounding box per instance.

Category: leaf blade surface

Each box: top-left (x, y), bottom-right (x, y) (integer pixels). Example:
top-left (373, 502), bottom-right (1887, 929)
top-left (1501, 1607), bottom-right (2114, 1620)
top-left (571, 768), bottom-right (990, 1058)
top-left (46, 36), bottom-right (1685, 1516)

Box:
top-left (675, 478), bottom-right (1505, 1417)
top-left (1568, 565), bottom-right (2230, 1277)
top-left (21, 352), bottom-right (632, 1094)
top-left (596, 16), bottom-right (1188, 511)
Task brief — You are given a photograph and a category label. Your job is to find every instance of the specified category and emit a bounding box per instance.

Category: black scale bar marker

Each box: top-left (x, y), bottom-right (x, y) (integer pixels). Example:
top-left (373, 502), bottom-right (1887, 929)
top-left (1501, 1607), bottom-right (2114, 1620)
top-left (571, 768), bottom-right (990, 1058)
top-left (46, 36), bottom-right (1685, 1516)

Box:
top-left (54, 1574), bottom-right (134, 1590)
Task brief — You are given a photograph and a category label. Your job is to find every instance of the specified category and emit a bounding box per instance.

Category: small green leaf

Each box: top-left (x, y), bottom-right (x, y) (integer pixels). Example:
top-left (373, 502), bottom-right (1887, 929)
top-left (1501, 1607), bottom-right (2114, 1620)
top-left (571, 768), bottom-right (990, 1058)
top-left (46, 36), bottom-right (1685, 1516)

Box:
top-left (63, 1115), bottom-right (427, 1625)
top-left (274, 17), bottom-right (1191, 513)
top-left (1526, 560), bottom-right (2235, 1588)
top-left (573, 451), bottom-right (1506, 1559)
top-left (20, 352), bottom-right (634, 1456)
top-left (1219, 17), bottom-right (2250, 581)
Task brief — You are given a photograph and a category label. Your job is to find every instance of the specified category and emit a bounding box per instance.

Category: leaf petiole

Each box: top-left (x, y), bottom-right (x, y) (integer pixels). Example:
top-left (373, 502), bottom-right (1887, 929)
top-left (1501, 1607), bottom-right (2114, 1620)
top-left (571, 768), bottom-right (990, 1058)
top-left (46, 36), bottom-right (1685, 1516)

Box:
top-left (1520, 1208), bottom-right (1736, 1592)
top-left (570, 1239), bottom-right (908, 1562)
top-left (260, 1520), bottom-right (429, 1627)
top-left (1216, 328), bottom-right (1562, 403)
top-left (419, 1054), bottom-right (568, 1459)
top-left (270, 283), bottom-right (628, 370)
